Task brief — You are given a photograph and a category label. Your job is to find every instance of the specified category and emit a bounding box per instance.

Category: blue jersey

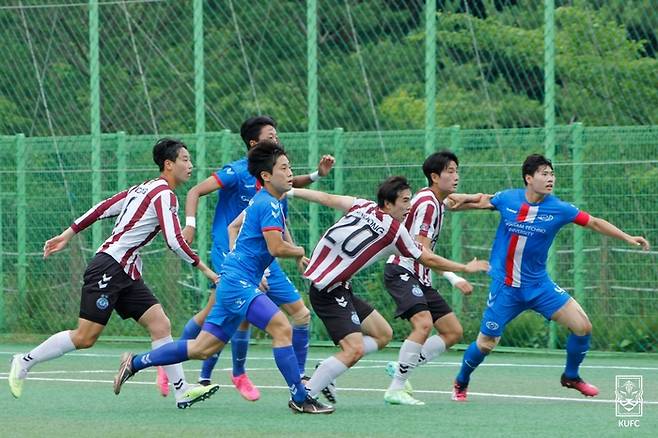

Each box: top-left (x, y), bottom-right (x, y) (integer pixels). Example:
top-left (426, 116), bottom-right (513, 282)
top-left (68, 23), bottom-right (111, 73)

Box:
top-left (211, 157), bottom-right (287, 260)
top-left (221, 189), bottom-right (287, 285)
top-left (489, 189), bottom-right (589, 287)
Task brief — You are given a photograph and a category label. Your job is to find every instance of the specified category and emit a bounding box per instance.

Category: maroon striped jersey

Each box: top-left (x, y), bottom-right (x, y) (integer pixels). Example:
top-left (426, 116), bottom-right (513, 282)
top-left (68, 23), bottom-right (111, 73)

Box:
top-left (304, 199), bottom-right (422, 290)
top-left (387, 188), bottom-right (445, 287)
top-left (71, 177), bottom-right (199, 280)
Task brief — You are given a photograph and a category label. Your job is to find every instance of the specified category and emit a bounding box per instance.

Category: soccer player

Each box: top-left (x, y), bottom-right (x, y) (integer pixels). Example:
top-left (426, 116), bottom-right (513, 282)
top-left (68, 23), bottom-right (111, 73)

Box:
top-left (164, 115), bottom-right (334, 401)
top-left (383, 151), bottom-right (481, 405)
top-left (7, 138), bottom-right (220, 409)
top-left (285, 176), bottom-right (489, 408)
top-left (114, 140), bottom-right (335, 415)
top-left (449, 154), bottom-right (650, 401)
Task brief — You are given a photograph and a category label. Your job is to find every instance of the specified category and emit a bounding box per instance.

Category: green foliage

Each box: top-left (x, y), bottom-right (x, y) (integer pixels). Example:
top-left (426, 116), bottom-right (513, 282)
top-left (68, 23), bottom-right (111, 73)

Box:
top-left (1, 1), bottom-right (656, 135)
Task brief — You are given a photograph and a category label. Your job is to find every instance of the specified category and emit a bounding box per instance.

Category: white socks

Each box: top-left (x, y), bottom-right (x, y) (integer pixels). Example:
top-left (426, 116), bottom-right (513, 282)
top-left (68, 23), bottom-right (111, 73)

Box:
top-left (152, 336), bottom-right (188, 398)
top-left (21, 330), bottom-right (76, 372)
top-left (306, 356), bottom-right (348, 398)
top-left (363, 335), bottom-right (379, 354)
top-left (389, 340), bottom-right (421, 391)
top-left (418, 335), bottom-right (446, 366)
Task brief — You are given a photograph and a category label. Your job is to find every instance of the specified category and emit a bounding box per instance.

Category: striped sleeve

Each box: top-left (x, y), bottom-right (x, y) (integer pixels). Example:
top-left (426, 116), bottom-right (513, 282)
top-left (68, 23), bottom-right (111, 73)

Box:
top-left (71, 189), bottom-right (129, 233)
top-left (153, 191), bottom-right (200, 266)
top-left (348, 198), bottom-right (375, 213)
top-left (394, 226), bottom-right (423, 260)
top-left (410, 199), bottom-right (437, 238)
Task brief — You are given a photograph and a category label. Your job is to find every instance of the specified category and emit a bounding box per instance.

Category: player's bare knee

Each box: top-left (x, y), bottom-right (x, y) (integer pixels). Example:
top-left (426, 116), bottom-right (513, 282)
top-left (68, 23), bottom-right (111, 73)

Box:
top-left (476, 334), bottom-right (498, 354)
top-left (71, 331), bottom-right (98, 349)
top-left (147, 318), bottom-right (171, 340)
top-left (342, 342), bottom-right (364, 366)
top-left (267, 316), bottom-right (292, 343)
top-left (571, 319), bottom-right (592, 336)
top-left (290, 307), bottom-right (311, 327)
top-left (443, 324), bottom-right (464, 348)
top-left (411, 314), bottom-right (433, 339)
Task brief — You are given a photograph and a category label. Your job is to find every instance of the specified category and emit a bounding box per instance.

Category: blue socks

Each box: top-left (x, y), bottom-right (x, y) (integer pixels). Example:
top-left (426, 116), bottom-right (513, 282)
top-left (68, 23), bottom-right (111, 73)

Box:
top-left (292, 324), bottom-right (310, 376)
top-left (180, 318), bottom-right (219, 381)
top-left (199, 353), bottom-right (220, 381)
top-left (564, 333), bottom-right (591, 379)
top-left (456, 342), bottom-right (487, 386)
top-left (231, 328), bottom-right (251, 376)
top-left (273, 345), bottom-right (306, 403)
top-left (132, 340), bottom-right (189, 371)
top-left (179, 318), bottom-right (202, 340)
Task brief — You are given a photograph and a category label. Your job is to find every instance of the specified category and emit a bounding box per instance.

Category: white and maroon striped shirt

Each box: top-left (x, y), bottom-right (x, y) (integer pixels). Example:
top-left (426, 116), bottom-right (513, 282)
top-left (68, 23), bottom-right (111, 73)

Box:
top-left (304, 199), bottom-right (423, 290)
top-left (387, 188), bottom-right (445, 287)
top-left (71, 177), bottom-right (199, 280)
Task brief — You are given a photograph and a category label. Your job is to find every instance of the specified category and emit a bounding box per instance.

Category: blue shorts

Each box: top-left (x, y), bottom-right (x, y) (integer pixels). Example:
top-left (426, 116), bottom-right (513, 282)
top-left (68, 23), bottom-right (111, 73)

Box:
top-left (479, 278), bottom-right (571, 337)
top-left (210, 246), bottom-right (227, 275)
top-left (206, 275), bottom-right (278, 337)
top-left (210, 249), bottom-right (300, 307)
top-left (264, 260), bottom-right (301, 306)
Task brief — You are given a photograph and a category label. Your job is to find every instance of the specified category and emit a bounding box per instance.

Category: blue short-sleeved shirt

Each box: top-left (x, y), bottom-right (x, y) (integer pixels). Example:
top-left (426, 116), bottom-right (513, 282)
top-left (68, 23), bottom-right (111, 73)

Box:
top-left (489, 189), bottom-right (589, 287)
top-left (220, 189), bottom-right (287, 285)
top-left (210, 157), bottom-right (288, 270)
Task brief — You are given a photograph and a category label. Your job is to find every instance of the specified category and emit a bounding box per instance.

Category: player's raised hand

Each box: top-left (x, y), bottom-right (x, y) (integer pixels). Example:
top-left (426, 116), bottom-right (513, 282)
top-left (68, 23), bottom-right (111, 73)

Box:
top-left (463, 258), bottom-right (489, 274)
top-left (43, 228), bottom-right (75, 258)
top-left (630, 236), bottom-right (650, 251)
top-left (182, 225), bottom-right (195, 244)
top-left (455, 279), bottom-right (474, 295)
top-left (297, 256), bottom-right (310, 273)
top-left (317, 155), bottom-right (336, 177)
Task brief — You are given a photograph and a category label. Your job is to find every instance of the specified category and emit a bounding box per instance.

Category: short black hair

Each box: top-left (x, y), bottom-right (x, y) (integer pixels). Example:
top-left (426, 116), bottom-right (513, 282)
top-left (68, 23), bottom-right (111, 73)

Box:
top-left (247, 140), bottom-right (288, 185)
top-left (240, 115), bottom-right (277, 149)
top-left (422, 150), bottom-right (459, 186)
top-left (522, 154), bottom-right (553, 185)
top-left (377, 176), bottom-right (411, 208)
top-left (152, 138), bottom-right (187, 171)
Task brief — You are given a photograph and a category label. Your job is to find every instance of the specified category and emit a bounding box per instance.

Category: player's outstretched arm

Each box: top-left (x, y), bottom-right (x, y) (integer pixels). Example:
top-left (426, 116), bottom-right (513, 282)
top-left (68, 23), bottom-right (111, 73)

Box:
top-left (263, 230), bottom-right (305, 259)
top-left (585, 216), bottom-right (650, 250)
top-left (43, 227), bottom-right (76, 258)
top-left (287, 188), bottom-right (355, 212)
top-left (292, 154), bottom-right (336, 188)
top-left (445, 193), bottom-right (494, 211)
top-left (183, 176), bottom-right (221, 244)
top-left (44, 189), bottom-right (129, 258)
top-left (228, 211), bottom-right (246, 250)
top-left (196, 259), bottom-right (219, 285)
top-left (418, 246), bottom-right (489, 274)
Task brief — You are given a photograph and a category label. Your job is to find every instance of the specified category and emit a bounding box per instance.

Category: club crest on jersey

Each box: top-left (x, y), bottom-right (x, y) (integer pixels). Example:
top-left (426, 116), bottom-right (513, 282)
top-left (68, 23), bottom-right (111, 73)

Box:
top-left (351, 311), bottom-right (360, 325)
top-left (419, 224), bottom-right (430, 232)
top-left (485, 321), bottom-right (499, 331)
top-left (411, 284), bottom-right (423, 297)
top-left (96, 294), bottom-right (109, 310)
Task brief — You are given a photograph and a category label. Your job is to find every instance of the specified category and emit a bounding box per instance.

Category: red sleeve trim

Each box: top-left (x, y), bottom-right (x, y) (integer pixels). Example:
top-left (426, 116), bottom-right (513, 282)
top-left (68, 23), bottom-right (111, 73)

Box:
top-left (71, 223), bottom-right (81, 233)
top-left (262, 226), bottom-right (284, 233)
top-left (212, 173), bottom-right (223, 188)
top-left (574, 211), bottom-right (590, 226)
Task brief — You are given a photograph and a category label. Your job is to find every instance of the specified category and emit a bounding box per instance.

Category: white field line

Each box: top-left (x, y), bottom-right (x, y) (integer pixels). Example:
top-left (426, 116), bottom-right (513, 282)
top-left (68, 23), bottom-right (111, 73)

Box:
top-left (2, 351), bottom-right (657, 371)
top-left (0, 375), bottom-right (655, 405)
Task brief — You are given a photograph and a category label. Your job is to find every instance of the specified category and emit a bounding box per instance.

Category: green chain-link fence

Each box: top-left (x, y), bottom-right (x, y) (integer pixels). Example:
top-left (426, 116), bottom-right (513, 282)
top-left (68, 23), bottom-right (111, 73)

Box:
top-left (1, 1), bottom-right (656, 352)
top-left (2, 127), bottom-right (656, 351)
